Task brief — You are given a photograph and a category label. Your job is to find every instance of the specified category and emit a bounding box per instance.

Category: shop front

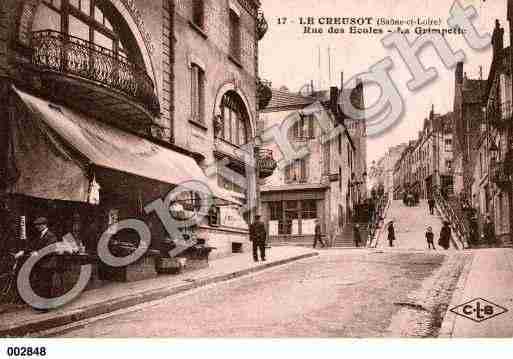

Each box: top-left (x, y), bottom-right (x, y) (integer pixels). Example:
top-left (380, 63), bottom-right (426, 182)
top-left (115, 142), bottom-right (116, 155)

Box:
top-left (1, 87), bottom-right (239, 296)
top-left (261, 187), bottom-right (327, 244)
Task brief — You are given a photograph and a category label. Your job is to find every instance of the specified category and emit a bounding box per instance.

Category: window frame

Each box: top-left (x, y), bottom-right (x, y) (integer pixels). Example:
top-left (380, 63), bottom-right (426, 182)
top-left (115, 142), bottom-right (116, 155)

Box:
top-left (190, 63), bottom-right (205, 124)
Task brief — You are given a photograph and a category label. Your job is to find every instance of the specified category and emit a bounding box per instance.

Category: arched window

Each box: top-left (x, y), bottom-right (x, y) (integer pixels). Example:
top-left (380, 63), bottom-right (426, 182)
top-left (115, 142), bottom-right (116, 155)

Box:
top-left (219, 91), bottom-right (249, 146)
top-left (33, 0), bottom-right (141, 65)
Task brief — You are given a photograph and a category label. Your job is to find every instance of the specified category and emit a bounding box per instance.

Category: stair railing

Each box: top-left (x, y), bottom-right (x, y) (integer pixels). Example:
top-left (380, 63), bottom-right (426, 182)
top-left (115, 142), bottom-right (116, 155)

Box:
top-left (368, 193), bottom-right (390, 247)
top-left (433, 190), bottom-right (468, 249)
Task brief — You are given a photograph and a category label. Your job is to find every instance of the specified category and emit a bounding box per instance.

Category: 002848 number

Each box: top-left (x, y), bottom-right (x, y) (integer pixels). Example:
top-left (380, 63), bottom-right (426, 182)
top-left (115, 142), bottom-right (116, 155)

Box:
top-left (6, 347), bottom-right (47, 357)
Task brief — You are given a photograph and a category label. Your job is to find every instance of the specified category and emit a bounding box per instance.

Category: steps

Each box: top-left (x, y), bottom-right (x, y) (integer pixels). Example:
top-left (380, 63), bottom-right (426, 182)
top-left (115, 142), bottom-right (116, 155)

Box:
top-left (376, 199), bottom-right (452, 250)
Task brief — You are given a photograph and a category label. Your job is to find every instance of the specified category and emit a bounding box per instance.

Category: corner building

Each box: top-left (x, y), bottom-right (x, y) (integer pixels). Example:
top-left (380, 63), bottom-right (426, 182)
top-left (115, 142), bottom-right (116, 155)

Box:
top-left (0, 0), bottom-right (270, 280)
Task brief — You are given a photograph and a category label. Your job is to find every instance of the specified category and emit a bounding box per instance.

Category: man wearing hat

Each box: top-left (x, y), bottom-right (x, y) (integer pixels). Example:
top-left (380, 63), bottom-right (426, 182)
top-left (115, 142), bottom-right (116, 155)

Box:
top-left (249, 214), bottom-right (267, 262)
top-left (17, 217), bottom-right (60, 309)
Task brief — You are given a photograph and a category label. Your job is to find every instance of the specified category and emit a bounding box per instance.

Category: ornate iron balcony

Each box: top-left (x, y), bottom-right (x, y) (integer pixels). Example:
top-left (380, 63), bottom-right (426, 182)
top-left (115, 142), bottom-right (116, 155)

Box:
top-left (256, 148), bottom-right (277, 179)
top-left (257, 78), bottom-right (272, 110)
top-left (256, 10), bottom-right (269, 41)
top-left (30, 30), bottom-right (159, 115)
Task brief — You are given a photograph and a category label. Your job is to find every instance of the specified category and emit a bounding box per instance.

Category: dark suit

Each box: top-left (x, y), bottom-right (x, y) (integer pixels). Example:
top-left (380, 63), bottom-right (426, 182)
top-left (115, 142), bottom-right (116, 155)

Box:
top-left (249, 220), bottom-right (266, 261)
top-left (27, 229), bottom-right (60, 298)
top-left (313, 223), bottom-right (326, 248)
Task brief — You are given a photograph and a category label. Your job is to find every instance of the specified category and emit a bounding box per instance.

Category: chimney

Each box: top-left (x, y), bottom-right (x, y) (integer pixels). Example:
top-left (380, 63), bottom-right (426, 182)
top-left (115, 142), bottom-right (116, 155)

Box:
top-left (455, 62), bottom-right (463, 85)
top-left (492, 19), bottom-right (504, 59)
top-left (330, 86), bottom-right (339, 116)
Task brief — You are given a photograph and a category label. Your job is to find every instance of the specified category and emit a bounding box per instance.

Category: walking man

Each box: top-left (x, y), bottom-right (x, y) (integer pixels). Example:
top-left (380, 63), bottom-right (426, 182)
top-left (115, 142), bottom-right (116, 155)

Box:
top-left (249, 214), bottom-right (267, 262)
top-left (428, 197), bottom-right (435, 215)
top-left (353, 223), bottom-right (361, 248)
top-left (425, 226), bottom-right (435, 250)
top-left (313, 218), bottom-right (326, 248)
top-left (387, 220), bottom-right (396, 247)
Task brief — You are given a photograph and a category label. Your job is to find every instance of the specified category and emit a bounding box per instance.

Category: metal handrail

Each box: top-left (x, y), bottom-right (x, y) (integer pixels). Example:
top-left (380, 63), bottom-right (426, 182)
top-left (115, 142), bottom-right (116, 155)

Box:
top-left (30, 30), bottom-right (158, 114)
top-left (433, 190), bottom-right (468, 248)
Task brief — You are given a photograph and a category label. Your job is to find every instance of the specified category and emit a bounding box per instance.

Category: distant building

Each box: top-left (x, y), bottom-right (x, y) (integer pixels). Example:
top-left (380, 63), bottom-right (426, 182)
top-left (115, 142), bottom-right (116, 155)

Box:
top-left (393, 107), bottom-right (454, 199)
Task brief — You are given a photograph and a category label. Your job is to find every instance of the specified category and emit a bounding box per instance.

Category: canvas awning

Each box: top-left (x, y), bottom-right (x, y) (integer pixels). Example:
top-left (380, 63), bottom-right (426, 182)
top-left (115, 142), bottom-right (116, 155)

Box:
top-left (10, 87), bottom-right (240, 205)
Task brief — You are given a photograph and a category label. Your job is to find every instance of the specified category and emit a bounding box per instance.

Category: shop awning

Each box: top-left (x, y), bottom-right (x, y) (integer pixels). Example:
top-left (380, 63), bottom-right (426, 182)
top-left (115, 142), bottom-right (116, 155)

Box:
top-left (11, 87), bottom-right (240, 205)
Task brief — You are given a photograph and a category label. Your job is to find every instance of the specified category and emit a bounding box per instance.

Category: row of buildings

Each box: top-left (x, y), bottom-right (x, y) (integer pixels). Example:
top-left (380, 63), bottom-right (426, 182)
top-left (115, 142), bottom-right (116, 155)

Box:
top-left (384, 1), bottom-right (513, 248)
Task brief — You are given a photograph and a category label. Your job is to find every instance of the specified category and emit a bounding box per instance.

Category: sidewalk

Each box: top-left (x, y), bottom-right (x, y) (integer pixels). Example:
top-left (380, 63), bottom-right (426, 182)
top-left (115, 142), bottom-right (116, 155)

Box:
top-left (0, 246), bottom-right (318, 337)
top-left (440, 248), bottom-right (513, 337)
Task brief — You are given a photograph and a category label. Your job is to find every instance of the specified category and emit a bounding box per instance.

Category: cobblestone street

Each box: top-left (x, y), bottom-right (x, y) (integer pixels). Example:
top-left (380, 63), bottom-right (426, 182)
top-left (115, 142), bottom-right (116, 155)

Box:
top-left (57, 249), bottom-right (470, 338)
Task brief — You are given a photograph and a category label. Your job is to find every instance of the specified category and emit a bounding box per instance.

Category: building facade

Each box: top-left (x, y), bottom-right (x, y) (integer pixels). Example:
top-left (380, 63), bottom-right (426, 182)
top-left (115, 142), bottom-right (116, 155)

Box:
top-left (258, 84), bottom-right (366, 245)
top-left (0, 0), bottom-right (273, 275)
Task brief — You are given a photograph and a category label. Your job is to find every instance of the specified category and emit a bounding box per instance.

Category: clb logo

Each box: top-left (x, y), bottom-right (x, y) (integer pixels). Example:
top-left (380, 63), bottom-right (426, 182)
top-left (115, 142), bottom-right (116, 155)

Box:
top-left (450, 298), bottom-right (508, 323)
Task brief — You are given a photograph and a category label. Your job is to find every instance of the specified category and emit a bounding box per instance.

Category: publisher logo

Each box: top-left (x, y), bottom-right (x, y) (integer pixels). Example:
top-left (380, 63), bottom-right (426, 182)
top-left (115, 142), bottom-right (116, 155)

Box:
top-left (450, 298), bottom-right (508, 323)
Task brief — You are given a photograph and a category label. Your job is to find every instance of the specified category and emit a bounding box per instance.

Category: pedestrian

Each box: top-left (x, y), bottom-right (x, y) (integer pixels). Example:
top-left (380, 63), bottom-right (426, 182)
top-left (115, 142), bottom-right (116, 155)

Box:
top-left (438, 220), bottom-right (451, 250)
top-left (15, 217), bottom-right (60, 312)
top-left (353, 223), bottom-right (361, 248)
top-left (483, 216), bottom-right (496, 246)
top-left (313, 218), bottom-right (326, 248)
top-left (428, 197), bottom-right (435, 215)
top-left (469, 215), bottom-right (479, 247)
top-left (425, 226), bottom-right (435, 250)
top-left (402, 192), bottom-right (407, 206)
top-left (387, 220), bottom-right (395, 247)
top-left (407, 193), bottom-right (414, 207)
top-left (249, 214), bottom-right (267, 262)
top-left (414, 191), bottom-right (419, 206)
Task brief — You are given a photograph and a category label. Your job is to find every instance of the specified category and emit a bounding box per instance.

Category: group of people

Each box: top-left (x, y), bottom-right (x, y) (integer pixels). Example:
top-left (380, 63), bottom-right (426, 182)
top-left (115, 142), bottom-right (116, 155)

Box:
top-left (386, 220), bottom-right (452, 250)
top-left (402, 190), bottom-right (419, 207)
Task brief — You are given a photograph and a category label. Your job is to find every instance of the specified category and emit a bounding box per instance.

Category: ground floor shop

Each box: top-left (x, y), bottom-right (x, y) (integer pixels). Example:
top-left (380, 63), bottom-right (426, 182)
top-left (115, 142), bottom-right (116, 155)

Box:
top-left (0, 86), bottom-right (251, 298)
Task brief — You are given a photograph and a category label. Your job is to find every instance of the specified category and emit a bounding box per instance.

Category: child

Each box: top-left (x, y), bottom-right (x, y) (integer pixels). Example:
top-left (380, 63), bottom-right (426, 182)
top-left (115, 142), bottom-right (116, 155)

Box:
top-left (426, 226), bottom-right (435, 250)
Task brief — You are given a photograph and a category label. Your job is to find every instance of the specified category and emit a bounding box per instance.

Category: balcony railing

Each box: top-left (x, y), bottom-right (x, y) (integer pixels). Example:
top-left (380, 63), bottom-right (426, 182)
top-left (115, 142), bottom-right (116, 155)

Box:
top-left (256, 148), bottom-right (277, 179)
top-left (30, 30), bottom-right (159, 115)
top-left (500, 100), bottom-right (513, 121)
top-left (256, 10), bottom-right (269, 41)
top-left (257, 78), bottom-right (272, 110)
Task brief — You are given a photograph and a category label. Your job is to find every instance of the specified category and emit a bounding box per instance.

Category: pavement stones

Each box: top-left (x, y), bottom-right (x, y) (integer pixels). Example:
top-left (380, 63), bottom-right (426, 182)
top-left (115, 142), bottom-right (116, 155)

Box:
top-left (0, 246), bottom-right (318, 337)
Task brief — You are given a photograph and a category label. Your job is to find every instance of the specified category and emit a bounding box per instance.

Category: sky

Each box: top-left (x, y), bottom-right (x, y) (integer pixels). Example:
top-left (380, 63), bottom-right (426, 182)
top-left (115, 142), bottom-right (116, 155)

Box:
top-left (258, 0), bottom-right (508, 165)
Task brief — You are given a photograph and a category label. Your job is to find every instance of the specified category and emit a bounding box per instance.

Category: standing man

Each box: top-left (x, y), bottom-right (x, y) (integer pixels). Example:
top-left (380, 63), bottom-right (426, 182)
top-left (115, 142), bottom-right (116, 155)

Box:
top-left (249, 214), bottom-right (267, 262)
top-left (313, 218), bottom-right (326, 248)
top-left (353, 223), bottom-right (361, 248)
top-left (483, 216), bottom-right (496, 246)
top-left (15, 217), bottom-right (61, 311)
top-left (387, 220), bottom-right (396, 247)
top-left (428, 197), bottom-right (435, 215)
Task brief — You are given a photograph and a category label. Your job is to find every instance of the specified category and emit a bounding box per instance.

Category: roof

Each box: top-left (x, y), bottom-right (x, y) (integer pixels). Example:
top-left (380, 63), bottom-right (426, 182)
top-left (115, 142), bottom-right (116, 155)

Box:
top-left (261, 183), bottom-right (329, 192)
top-left (263, 89), bottom-right (316, 111)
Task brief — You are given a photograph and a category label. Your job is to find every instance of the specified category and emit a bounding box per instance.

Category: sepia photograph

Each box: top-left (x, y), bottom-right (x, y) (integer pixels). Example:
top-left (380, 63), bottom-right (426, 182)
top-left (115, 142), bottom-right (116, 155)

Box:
top-left (0, 0), bottom-right (512, 351)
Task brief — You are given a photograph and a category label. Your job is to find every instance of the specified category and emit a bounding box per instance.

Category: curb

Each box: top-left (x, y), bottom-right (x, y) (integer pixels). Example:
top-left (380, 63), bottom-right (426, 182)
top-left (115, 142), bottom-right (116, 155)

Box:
top-left (1, 252), bottom-right (318, 337)
top-left (438, 252), bottom-right (475, 337)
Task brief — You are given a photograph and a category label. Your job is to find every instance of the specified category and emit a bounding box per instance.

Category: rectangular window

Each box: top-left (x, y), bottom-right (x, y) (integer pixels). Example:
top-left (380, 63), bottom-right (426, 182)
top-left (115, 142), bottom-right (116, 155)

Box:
top-left (192, 0), bottom-right (205, 28)
top-left (33, 3), bottom-right (61, 32)
top-left (229, 10), bottom-right (241, 60)
top-left (445, 138), bottom-right (452, 152)
top-left (191, 64), bottom-right (205, 123)
top-left (322, 142), bottom-right (330, 175)
top-left (270, 202), bottom-right (283, 221)
top-left (302, 200), bottom-right (317, 219)
top-left (338, 133), bottom-right (342, 154)
top-left (285, 159), bottom-right (307, 182)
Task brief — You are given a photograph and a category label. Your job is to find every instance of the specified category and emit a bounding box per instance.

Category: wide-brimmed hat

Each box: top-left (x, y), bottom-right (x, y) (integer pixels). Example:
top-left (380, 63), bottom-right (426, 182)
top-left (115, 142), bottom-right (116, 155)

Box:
top-left (33, 217), bottom-right (48, 225)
